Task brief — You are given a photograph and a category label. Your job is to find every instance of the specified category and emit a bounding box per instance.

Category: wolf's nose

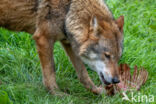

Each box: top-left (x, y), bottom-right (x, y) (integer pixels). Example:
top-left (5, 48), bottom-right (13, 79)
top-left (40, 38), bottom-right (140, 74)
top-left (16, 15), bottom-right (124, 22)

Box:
top-left (112, 77), bottom-right (120, 84)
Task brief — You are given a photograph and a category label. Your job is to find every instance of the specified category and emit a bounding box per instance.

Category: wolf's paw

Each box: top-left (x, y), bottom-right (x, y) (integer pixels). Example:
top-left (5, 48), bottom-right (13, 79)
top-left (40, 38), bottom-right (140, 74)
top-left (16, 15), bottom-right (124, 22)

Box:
top-left (43, 81), bottom-right (68, 96)
top-left (91, 86), bottom-right (105, 95)
top-left (50, 89), bottom-right (69, 97)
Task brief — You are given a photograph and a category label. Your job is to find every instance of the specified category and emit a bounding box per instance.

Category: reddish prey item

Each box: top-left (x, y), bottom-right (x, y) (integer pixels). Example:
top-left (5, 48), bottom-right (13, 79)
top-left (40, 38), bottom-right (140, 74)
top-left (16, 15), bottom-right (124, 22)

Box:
top-left (105, 64), bottom-right (148, 96)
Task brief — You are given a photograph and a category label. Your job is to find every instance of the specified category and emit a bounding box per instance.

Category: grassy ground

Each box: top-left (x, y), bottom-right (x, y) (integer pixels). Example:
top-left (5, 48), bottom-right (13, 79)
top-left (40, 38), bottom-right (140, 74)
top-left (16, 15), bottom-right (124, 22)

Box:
top-left (0, 0), bottom-right (156, 104)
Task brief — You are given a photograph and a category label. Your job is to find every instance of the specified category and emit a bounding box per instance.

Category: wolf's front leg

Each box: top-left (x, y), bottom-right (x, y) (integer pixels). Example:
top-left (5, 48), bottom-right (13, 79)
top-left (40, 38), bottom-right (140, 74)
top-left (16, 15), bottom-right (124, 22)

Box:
top-left (61, 42), bottom-right (103, 94)
top-left (33, 32), bottom-right (59, 94)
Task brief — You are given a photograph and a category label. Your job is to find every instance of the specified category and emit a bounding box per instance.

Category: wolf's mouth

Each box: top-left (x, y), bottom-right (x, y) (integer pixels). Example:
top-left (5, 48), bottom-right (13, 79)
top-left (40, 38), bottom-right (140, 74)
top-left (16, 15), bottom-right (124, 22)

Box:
top-left (100, 72), bottom-right (110, 85)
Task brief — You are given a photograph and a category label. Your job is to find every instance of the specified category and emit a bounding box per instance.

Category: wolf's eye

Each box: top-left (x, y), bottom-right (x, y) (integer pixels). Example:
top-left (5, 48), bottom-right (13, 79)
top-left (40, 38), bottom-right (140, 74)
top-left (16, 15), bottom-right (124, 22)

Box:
top-left (105, 53), bottom-right (111, 59)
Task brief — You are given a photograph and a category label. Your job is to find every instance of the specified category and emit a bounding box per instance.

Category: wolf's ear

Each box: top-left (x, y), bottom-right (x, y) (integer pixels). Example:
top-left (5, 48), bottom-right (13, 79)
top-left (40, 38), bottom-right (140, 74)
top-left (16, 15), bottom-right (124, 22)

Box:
top-left (90, 16), bottom-right (98, 30)
top-left (116, 16), bottom-right (124, 32)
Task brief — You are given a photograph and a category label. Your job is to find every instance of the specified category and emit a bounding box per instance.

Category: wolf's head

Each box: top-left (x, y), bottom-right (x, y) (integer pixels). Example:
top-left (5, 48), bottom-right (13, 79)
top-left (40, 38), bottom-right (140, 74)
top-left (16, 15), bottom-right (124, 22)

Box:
top-left (80, 16), bottom-right (124, 85)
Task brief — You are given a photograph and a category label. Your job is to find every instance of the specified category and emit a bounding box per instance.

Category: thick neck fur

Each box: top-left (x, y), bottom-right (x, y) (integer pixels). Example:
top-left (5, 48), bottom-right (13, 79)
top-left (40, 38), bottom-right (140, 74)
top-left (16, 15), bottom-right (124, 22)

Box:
top-left (70, 0), bottom-right (112, 18)
top-left (65, 0), bottom-right (114, 53)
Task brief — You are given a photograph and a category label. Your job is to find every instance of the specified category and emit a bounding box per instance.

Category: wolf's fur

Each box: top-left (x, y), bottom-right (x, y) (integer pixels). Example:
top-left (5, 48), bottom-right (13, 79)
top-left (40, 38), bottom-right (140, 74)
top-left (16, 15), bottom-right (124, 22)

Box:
top-left (0, 0), bottom-right (124, 94)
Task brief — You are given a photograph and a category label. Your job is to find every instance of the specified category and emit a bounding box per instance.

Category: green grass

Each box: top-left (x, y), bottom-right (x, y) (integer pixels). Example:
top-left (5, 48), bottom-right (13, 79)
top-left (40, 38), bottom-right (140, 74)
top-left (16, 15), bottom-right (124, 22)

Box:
top-left (0, 0), bottom-right (156, 103)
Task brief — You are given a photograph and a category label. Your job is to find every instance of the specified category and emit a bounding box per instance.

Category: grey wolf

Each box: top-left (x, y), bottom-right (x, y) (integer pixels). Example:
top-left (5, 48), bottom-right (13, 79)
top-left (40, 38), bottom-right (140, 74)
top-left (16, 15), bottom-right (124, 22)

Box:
top-left (0, 0), bottom-right (124, 95)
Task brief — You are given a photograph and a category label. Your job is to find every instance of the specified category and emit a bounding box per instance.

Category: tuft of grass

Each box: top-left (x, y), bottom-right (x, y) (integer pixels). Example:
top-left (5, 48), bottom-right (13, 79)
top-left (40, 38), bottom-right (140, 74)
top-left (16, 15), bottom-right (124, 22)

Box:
top-left (0, 0), bottom-right (156, 104)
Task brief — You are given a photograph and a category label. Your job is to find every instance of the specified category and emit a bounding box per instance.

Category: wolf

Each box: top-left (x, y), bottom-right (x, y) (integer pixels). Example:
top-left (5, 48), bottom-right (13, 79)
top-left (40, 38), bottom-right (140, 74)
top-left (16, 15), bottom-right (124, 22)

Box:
top-left (0, 0), bottom-right (124, 95)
